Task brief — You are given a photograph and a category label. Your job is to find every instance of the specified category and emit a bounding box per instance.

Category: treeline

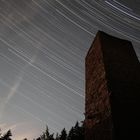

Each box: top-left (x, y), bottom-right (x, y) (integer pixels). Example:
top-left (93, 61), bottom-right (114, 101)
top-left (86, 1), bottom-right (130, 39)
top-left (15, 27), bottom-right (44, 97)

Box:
top-left (0, 121), bottom-right (84, 140)
top-left (0, 129), bottom-right (12, 140)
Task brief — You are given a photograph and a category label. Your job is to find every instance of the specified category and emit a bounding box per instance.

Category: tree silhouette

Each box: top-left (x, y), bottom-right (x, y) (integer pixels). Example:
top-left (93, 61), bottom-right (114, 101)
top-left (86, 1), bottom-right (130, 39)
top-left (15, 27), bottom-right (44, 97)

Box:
top-left (48, 134), bottom-right (54, 140)
top-left (23, 138), bottom-right (28, 140)
top-left (37, 126), bottom-right (54, 140)
top-left (59, 128), bottom-right (67, 140)
top-left (67, 121), bottom-right (84, 140)
top-left (74, 121), bottom-right (84, 140)
top-left (67, 127), bottom-right (74, 140)
top-left (0, 121), bottom-right (85, 140)
top-left (36, 138), bottom-right (41, 140)
top-left (0, 130), bottom-right (12, 140)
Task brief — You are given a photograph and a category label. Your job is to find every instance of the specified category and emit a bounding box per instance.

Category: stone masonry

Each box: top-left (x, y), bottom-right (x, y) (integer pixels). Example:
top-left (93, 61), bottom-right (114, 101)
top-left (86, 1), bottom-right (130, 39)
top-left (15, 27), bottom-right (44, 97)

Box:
top-left (85, 31), bottom-right (140, 140)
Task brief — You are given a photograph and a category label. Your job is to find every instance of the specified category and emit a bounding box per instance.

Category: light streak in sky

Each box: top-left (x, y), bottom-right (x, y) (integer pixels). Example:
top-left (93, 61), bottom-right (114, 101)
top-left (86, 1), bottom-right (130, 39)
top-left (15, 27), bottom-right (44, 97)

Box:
top-left (105, 0), bottom-right (140, 21)
top-left (55, 0), bottom-right (96, 26)
top-left (0, 12), bottom-right (84, 77)
top-left (113, 0), bottom-right (133, 11)
top-left (0, 34), bottom-right (38, 116)
top-left (0, 79), bottom-right (45, 124)
top-left (0, 77), bottom-right (22, 119)
top-left (0, 35), bottom-right (84, 98)
top-left (55, 9), bottom-right (93, 35)
top-left (9, 50), bottom-right (84, 98)
top-left (0, 50), bottom-right (36, 119)
top-left (13, 104), bottom-right (47, 125)
top-left (5, 76), bottom-right (22, 105)
top-left (0, 0), bottom-right (140, 139)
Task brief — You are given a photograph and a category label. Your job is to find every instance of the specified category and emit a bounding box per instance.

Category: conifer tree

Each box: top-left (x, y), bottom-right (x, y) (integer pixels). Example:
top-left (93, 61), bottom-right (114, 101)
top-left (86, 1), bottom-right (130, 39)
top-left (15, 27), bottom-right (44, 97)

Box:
top-left (59, 128), bottom-right (67, 140)
top-left (38, 126), bottom-right (55, 140)
top-left (67, 127), bottom-right (74, 140)
top-left (0, 130), bottom-right (12, 140)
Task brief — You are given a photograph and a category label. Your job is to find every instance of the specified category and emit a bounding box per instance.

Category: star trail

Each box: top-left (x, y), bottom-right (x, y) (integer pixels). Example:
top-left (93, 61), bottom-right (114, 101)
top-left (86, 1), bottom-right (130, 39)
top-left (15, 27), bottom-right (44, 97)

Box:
top-left (0, 0), bottom-right (140, 139)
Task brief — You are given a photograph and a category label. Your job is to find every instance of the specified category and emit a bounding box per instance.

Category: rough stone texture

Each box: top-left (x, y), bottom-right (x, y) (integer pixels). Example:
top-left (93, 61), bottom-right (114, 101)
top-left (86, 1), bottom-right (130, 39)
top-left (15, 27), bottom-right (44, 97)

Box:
top-left (85, 31), bottom-right (140, 140)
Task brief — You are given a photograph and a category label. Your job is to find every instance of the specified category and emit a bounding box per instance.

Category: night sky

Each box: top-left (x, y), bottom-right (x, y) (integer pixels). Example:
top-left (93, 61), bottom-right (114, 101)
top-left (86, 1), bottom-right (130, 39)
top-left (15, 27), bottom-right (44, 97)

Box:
top-left (0, 0), bottom-right (140, 139)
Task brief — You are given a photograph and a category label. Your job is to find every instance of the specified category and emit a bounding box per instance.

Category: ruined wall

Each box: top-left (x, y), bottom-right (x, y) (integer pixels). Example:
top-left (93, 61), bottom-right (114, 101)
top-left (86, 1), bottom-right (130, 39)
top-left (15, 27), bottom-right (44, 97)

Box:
top-left (85, 31), bottom-right (140, 140)
top-left (85, 31), bottom-right (112, 140)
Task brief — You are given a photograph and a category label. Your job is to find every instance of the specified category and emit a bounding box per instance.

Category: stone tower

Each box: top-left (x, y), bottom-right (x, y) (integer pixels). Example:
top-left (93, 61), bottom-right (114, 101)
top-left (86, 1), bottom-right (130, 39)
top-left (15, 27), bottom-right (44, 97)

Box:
top-left (85, 31), bottom-right (140, 140)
